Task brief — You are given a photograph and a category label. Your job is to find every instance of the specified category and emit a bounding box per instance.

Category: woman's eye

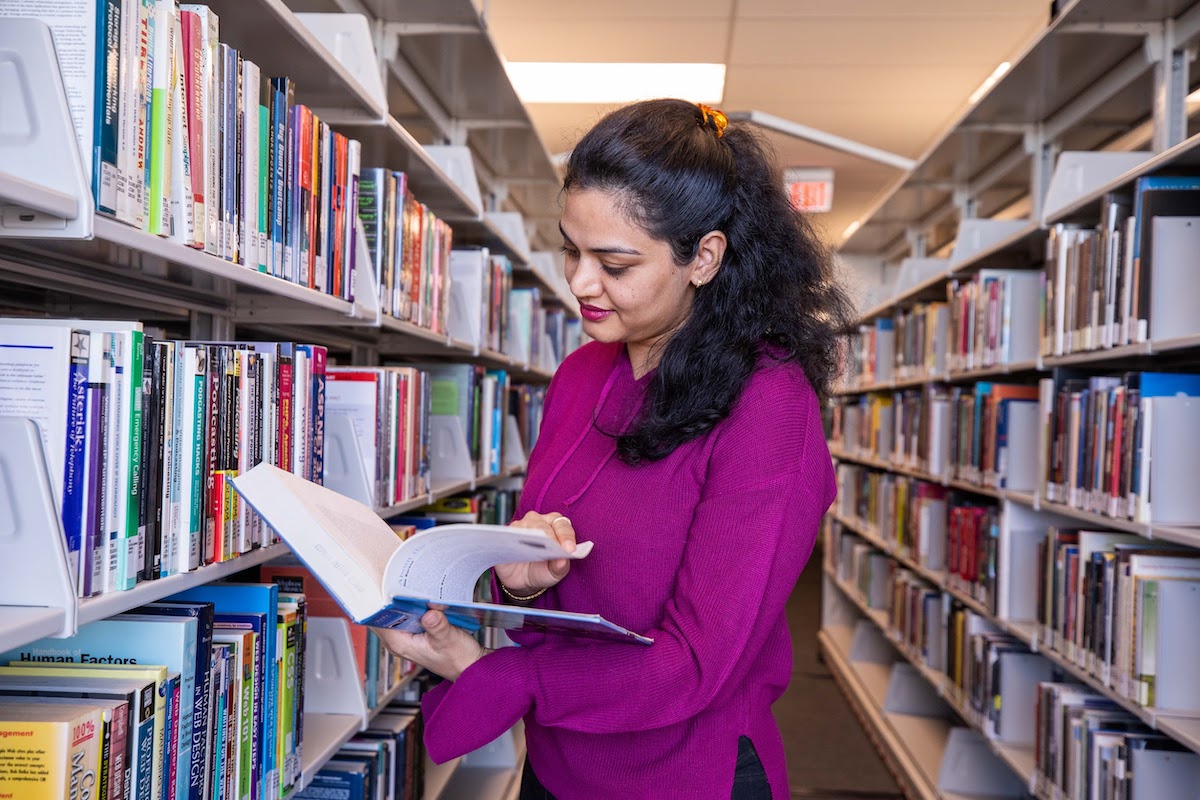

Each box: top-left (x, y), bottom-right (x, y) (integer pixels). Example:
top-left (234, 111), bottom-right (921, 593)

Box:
top-left (601, 265), bottom-right (627, 277)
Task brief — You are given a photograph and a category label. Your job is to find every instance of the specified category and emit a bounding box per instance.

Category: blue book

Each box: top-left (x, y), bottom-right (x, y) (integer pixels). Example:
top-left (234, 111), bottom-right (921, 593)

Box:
top-left (173, 583), bottom-right (279, 800)
top-left (295, 764), bottom-right (366, 800)
top-left (162, 671), bottom-right (181, 800)
top-left (137, 601), bottom-right (215, 800)
top-left (214, 613), bottom-right (267, 800)
top-left (210, 643), bottom-right (230, 800)
top-left (92, 0), bottom-right (122, 214)
top-left (1126, 371), bottom-right (1200, 397)
top-left (0, 614), bottom-right (197, 799)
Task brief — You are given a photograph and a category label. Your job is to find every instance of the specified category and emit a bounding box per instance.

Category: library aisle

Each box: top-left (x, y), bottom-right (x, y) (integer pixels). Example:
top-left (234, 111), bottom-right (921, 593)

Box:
top-left (776, 544), bottom-right (904, 800)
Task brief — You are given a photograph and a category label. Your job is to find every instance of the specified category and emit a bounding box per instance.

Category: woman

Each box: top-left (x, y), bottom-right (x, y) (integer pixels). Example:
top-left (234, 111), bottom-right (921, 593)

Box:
top-left (376, 98), bottom-right (854, 799)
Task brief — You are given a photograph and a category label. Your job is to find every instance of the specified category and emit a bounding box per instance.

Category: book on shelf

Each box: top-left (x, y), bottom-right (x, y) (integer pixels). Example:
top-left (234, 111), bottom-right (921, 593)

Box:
top-left (0, 321), bottom-right (335, 598)
top-left (2, 1), bottom-right (364, 299)
top-left (231, 462), bottom-right (653, 645)
top-left (0, 701), bottom-right (105, 799)
top-left (1039, 370), bottom-right (1200, 524)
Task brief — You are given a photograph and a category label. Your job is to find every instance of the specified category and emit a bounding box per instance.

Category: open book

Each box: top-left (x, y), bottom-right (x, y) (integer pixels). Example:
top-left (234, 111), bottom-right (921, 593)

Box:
top-left (231, 464), bottom-right (652, 645)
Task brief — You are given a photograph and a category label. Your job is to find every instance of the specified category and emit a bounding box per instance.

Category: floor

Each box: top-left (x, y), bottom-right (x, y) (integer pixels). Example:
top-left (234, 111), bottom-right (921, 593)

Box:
top-left (772, 540), bottom-right (904, 800)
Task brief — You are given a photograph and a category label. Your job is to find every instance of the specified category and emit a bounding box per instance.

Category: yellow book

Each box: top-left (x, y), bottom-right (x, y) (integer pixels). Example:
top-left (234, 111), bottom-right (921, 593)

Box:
top-left (0, 701), bottom-right (102, 800)
top-left (0, 664), bottom-right (168, 800)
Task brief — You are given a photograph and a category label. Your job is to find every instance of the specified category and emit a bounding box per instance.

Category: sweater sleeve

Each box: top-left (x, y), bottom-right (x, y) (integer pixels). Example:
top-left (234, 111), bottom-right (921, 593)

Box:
top-left (422, 378), bottom-right (836, 761)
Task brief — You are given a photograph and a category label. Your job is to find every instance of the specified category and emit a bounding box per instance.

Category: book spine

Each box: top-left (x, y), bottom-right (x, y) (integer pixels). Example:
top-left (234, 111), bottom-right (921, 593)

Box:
top-left (271, 79), bottom-right (291, 279)
top-left (278, 355), bottom-right (293, 479)
top-left (309, 345), bottom-right (325, 484)
top-left (345, 139), bottom-right (361, 304)
top-left (165, 672), bottom-right (181, 800)
top-left (95, 0), bottom-right (123, 215)
top-left (81, 343), bottom-right (107, 597)
top-left (116, 0), bottom-right (139, 224)
top-left (109, 700), bottom-right (129, 800)
top-left (169, 17), bottom-right (196, 247)
top-left (179, 10), bottom-right (204, 249)
top-left (240, 60), bottom-right (259, 271)
top-left (139, 336), bottom-right (159, 582)
top-left (313, 119), bottom-right (328, 294)
top-left (147, 0), bottom-right (174, 236)
top-left (61, 330), bottom-right (90, 593)
top-left (258, 93), bottom-right (270, 274)
top-left (120, 330), bottom-right (145, 590)
top-left (136, 0), bottom-right (153, 230)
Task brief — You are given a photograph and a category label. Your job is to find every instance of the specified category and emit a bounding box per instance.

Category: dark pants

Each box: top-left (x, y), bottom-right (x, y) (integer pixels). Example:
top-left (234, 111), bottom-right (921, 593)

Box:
top-left (518, 735), bottom-right (771, 799)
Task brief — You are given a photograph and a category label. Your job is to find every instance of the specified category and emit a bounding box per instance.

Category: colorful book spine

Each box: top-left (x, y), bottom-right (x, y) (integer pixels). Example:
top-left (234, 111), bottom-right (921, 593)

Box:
top-left (94, 0), bottom-right (123, 215)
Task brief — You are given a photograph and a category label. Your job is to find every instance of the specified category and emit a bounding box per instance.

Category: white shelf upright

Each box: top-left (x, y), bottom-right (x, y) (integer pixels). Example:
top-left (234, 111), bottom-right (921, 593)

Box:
top-left (0, 18), bottom-right (92, 239)
top-left (0, 418), bottom-right (77, 649)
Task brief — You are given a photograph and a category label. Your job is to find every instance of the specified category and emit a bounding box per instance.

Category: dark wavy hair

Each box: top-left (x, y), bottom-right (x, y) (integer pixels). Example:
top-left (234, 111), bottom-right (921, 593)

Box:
top-left (562, 98), bottom-right (855, 464)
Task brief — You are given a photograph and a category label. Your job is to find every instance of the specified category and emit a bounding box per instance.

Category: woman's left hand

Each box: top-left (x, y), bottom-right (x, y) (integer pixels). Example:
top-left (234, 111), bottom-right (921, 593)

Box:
top-left (372, 610), bottom-right (489, 682)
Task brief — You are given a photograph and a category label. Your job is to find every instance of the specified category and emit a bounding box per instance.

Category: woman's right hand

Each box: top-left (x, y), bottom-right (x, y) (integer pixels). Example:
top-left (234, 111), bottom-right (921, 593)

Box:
top-left (495, 511), bottom-right (578, 597)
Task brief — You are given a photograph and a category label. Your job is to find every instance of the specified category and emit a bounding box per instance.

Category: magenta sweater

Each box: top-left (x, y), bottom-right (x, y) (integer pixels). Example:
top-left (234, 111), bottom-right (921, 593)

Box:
top-left (421, 341), bottom-right (836, 799)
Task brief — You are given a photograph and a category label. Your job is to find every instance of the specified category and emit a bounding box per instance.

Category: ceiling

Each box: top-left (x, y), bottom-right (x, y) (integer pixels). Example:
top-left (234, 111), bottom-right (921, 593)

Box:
top-left (478, 0), bottom-right (1050, 249)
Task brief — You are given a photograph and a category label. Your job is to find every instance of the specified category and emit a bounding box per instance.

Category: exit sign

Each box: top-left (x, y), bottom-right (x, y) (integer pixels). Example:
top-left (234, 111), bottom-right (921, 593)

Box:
top-left (784, 168), bottom-right (834, 213)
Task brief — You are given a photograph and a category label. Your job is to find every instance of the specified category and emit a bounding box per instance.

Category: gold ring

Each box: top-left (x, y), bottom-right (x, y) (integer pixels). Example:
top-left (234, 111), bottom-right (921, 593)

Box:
top-left (550, 516), bottom-right (571, 526)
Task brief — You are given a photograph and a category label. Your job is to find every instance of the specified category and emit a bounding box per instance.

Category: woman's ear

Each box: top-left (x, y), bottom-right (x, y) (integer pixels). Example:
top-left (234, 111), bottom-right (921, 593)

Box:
top-left (689, 230), bottom-right (727, 287)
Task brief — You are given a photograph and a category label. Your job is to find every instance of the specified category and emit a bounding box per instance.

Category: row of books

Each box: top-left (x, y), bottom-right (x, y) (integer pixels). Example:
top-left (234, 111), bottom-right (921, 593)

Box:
top-left (843, 318), bottom-right (894, 388)
top-left (447, 250), bottom-right (585, 371)
top-left (1035, 681), bottom-right (1200, 800)
top-left (327, 366), bottom-right (433, 509)
top-left (830, 525), bottom-right (1200, 800)
top-left (360, 169), bottom-right (453, 328)
top-left (262, 558), bottom-right (417, 715)
top-left (834, 464), bottom-right (1003, 612)
top-left (0, 581), bottom-right (305, 800)
top-left (1042, 179), bottom-right (1200, 358)
top-left (840, 268), bottom-right (1041, 390)
top-left (1037, 528), bottom-right (1200, 711)
top-left (832, 525), bottom-right (1048, 744)
top-left (295, 697), bottom-right (426, 800)
top-left (947, 270), bottom-right (1040, 373)
top-left (830, 380), bottom-right (1041, 491)
top-left (1039, 371), bottom-right (1200, 525)
top-left (0, 319), bottom-right (327, 597)
top-left (892, 301), bottom-right (949, 380)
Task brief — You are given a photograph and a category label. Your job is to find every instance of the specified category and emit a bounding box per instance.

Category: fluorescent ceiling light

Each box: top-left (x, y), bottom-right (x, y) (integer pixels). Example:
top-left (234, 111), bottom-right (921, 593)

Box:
top-left (968, 61), bottom-right (1011, 105)
top-left (843, 220), bottom-right (862, 239)
top-left (506, 62), bottom-right (726, 104)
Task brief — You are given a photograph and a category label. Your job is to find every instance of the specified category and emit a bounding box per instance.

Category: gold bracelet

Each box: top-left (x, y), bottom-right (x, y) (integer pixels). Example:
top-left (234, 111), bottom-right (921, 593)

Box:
top-left (499, 580), bottom-right (548, 603)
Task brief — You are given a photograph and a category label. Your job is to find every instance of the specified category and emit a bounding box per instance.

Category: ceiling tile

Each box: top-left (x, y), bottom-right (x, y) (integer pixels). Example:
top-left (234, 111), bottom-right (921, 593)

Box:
top-left (735, 0), bottom-right (1048, 19)
top-left (724, 63), bottom-right (982, 112)
top-left (483, 0), bottom-right (734, 20)
top-left (484, 17), bottom-right (730, 62)
top-left (729, 16), bottom-right (1044, 66)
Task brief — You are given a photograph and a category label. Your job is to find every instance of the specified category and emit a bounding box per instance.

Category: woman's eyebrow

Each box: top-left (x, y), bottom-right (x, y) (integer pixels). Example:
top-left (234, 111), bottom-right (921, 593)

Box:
top-left (559, 224), bottom-right (642, 256)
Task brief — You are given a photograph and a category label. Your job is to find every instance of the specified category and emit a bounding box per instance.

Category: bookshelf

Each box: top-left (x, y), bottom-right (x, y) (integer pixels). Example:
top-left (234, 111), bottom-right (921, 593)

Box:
top-left (828, 1), bottom-right (1200, 797)
top-left (0, 0), bottom-right (562, 795)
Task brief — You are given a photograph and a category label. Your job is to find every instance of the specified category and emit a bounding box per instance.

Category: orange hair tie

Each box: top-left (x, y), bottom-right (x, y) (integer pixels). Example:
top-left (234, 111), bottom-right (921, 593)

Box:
top-left (697, 103), bottom-right (728, 138)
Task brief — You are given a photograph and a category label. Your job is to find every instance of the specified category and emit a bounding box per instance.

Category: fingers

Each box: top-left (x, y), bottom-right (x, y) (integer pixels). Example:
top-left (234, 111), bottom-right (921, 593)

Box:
top-left (513, 510), bottom-right (577, 554)
top-left (421, 610), bottom-right (451, 641)
top-left (547, 515), bottom-right (577, 554)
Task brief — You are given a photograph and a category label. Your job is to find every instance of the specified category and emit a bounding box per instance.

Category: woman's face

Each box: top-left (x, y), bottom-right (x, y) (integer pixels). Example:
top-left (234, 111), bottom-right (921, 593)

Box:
top-left (560, 188), bottom-right (720, 374)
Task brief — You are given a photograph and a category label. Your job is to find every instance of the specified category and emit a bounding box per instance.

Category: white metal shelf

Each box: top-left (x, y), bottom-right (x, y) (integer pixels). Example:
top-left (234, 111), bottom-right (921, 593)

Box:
top-left (842, 0), bottom-right (1200, 257)
top-left (0, 607), bottom-right (68, 656)
top-left (76, 544), bottom-right (288, 627)
top-left (818, 627), bottom-right (941, 800)
top-left (203, 0), bottom-right (385, 120)
top-left (375, 466), bottom-right (526, 519)
top-left (825, 566), bottom-right (1040, 794)
top-left (827, 510), bottom-right (1200, 760)
top-left (299, 712), bottom-right (364, 788)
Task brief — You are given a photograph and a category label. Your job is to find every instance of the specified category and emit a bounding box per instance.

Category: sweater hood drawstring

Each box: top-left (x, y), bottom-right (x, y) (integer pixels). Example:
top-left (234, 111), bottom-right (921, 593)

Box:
top-left (534, 347), bottom-right (633, 510)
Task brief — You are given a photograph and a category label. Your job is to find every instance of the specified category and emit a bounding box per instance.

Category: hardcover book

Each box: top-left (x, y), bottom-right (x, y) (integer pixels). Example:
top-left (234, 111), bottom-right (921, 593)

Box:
top-left (231, 463), bottom-right (652, 645)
